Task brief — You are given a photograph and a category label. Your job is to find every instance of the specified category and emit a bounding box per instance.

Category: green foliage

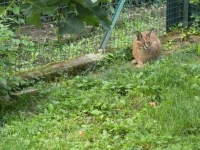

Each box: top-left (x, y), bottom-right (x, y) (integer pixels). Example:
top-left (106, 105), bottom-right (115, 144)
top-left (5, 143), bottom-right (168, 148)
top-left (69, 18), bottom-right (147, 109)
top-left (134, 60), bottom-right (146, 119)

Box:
top-left (190, 0), bottom-right (200, 5)
top-left (0, 15), bottom-right (25, 96)
top-left (0, 0), bottom-right (25, 27)
top-left (190, 13), bottom-right (200, 34)
top-left (21, 0), bottom-right (111, 35)
top-left (0, 15), bottom-right (14, 95)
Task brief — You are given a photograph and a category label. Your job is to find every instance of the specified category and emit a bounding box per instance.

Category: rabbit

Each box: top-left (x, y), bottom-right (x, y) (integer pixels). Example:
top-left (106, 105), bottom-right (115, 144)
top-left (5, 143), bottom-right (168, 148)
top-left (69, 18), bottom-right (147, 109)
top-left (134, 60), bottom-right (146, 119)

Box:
top-left (132, 28), bottom-right (161, 67)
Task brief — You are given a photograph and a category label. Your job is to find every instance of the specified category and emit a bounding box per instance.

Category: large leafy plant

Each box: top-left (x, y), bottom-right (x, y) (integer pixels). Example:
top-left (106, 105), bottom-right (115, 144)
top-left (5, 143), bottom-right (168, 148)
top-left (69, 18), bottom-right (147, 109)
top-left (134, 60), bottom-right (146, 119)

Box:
top-left (0, 15), bottom-right (21, 96)
top-left (21, 0), bottom-right (112, 35)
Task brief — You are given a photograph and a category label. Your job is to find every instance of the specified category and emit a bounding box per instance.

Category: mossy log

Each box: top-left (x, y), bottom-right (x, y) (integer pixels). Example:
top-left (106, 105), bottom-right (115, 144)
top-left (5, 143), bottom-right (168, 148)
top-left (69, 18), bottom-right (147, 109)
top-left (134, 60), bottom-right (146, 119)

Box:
top-left (16, 53), bottom-right (104, 81)
top-left (0, 54), bottom-right (104, 100)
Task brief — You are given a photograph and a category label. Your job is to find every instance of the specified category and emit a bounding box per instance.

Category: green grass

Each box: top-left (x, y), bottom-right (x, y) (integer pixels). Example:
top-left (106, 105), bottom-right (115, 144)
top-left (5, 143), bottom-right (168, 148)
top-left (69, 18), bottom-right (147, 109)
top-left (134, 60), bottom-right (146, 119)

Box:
top-left (1, 44), bottom-right (200, 149)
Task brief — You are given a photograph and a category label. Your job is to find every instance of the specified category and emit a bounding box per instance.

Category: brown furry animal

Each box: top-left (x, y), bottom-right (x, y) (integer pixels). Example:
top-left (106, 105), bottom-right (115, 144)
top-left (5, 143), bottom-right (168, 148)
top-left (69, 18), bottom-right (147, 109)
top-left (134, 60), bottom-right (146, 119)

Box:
top-left (132, 29), bottom-right (161, 67)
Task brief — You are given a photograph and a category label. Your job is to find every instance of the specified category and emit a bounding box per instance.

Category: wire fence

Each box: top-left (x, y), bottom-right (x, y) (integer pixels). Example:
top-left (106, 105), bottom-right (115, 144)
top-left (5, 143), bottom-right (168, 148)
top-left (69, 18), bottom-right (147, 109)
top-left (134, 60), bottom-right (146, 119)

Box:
top-left (166, 0), bottom-right (200, 31)
top-left (1, 0), bottom-right (166, 73)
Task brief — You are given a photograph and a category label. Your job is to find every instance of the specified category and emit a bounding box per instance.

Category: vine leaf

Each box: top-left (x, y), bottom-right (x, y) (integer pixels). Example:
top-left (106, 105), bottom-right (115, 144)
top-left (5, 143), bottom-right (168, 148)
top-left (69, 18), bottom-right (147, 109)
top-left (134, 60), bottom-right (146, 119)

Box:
top-left (92, 6), bottom-right (111, 30)
top-left (26, 12), bottom-right (41, 28)
top-left (21, 0), bottom-right (111, 34)
top-left (82, 15), bottom-right (100, 26)
top-left (76, 4), bottom-right (99, 26)
top-left (57, 16), bottom-right (85, 35)
top-left (21, 1), bottom-right (56, 17)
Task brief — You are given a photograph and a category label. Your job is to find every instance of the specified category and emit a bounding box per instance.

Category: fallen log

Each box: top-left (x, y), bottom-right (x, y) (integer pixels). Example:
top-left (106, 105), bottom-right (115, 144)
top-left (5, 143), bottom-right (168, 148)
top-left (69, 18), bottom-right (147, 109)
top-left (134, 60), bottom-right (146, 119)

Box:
top-left (0, 53), bottom-right (104, 100)
top-left (16, 53), bottom-right (104, 81)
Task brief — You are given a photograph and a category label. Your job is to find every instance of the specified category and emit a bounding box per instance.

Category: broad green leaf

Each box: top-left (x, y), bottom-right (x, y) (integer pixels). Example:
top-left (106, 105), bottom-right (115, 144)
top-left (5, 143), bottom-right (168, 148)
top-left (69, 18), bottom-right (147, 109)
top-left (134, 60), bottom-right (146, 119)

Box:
top-left (0, 45), bottom-right (7, 51)
top-left (92, 6), bottom-right (111, 30)
top-left (98, 15), bottom-right (111, 30)
top-left (31, 0), bottom-right (46, 8)
top-left (3, 61), bottom-right (14, 68)
top-left (92, 5), bottom-right (107, 17)
top-left (42, 6), bottom-right (57, 15)
top-left (0, 6), bottom-right (5, 14)
top-left (76, 3), bottom-right (94, 16)
top-left (58, 16), bottom-right (84, 35)
top-left (22, 1), bottom-right (56, 17)
top-left (21, 3), bottom-right (35, 17)
top-left (12, 4), bottom-right (20, 15)
top-left (18, 18), bottom-right (26, 24)
top-left (84, 0), bottom-right (100, 7)
top-left (0, 88), bottom-right (8, 95)
top-left (26, 12), bottom-right (41, 28)
top-left (82, 15), bottom-right (99, 26)
top-left (0, 76), bottom-right (7, 87)
top-left (11, 80), bottom-right (19, 86)
top-left (20, 3), bottom-right (31, 9)
top-left (73, 0), bottom-right (86, 5)
top-left (21, 0), bottom-right (110, 31)
top-left (0, 60), bottom-right (13, 69)
top-left (42, 0), bottom-right (58, 5)
top-left (198, 44), bottom-right (200, 55)
top-left (76, 4), bottom-right (99, 26)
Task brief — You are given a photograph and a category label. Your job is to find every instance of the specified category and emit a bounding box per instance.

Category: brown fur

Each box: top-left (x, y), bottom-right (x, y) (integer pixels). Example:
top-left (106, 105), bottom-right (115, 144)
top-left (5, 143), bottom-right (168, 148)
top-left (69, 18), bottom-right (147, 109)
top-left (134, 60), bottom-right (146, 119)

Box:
top-left (132, 29), bottom-right (161, 67)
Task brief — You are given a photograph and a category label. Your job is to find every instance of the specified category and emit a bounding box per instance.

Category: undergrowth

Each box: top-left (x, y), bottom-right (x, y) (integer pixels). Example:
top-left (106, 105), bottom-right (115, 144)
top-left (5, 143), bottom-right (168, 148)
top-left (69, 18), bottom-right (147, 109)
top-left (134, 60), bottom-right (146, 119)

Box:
top-left (0, 44), bottom-right (200, 149)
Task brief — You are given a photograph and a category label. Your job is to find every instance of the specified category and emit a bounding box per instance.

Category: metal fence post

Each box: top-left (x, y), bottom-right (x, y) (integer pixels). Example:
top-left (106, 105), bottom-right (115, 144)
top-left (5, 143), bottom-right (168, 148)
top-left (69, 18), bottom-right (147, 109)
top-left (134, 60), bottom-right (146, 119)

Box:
top-left (99, 0), bottom-right (126, 52)
top-left (183, 0), bottom-right (189, 26)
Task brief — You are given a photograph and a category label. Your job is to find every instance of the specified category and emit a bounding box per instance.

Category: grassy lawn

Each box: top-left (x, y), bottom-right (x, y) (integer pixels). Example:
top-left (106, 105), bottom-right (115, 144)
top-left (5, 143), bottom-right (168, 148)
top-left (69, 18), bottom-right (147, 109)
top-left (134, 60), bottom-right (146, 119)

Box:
top-left (1, 44), bottom-right (200, 149)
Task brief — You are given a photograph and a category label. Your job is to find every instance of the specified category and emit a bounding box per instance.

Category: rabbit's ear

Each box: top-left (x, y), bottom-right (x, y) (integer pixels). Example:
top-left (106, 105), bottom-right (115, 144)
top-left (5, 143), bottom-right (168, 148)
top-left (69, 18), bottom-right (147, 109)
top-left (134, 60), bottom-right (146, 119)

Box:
top-left (146, 28), bottom-right (154, 37)
top-left (135, 31), bottom-right (142, 40)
